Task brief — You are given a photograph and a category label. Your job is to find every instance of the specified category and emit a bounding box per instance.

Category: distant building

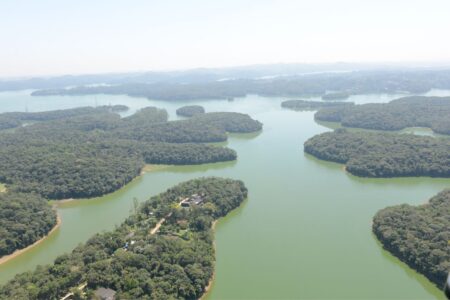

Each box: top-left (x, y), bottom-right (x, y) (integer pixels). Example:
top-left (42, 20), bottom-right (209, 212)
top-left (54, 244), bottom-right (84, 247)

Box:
top-left (181, 194), bottom-right (204, 208)
top-left (94, 287), bottom-right (116, 300)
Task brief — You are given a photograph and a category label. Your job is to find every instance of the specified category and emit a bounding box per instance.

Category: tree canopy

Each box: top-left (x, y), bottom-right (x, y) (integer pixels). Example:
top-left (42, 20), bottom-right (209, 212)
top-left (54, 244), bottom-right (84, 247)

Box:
top-left (304, 129), bottom-right (450, 178)
top-left (373, 190), bottom-right (450, 288)
top-left (0, 107), bottom-right (260, 199)
top-left (0, 177), bottom-right (247, 300)
top-left (315, 96), bottom-right (450, 135)
top-left (0, 192), bottom-right (57, 257)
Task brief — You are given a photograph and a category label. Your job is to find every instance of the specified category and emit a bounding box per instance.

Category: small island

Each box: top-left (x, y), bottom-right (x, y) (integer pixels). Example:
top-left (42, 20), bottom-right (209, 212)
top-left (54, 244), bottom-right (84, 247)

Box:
top-left (176, 105), bottom-right (205, 117)
top-left (315, 96), bottom-right (450, 135)
top-left (281, 100), bottom-right (353, 111)
top-left (0, 177), bottom-right (248, 300)
top-left (304, 129), bottom-right (450, 178)
top-left (373, 190), bottom-right (450, 288)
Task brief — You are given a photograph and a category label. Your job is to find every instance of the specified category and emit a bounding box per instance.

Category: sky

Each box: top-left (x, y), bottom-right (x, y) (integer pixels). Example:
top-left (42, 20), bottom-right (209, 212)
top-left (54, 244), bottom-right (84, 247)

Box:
top-left (1, 0), bottom-right (450, 77)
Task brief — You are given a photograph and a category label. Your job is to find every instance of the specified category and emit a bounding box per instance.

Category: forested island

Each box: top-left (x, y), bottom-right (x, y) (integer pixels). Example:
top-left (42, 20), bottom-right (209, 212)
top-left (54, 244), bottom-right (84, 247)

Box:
top-left (0, 192), bottom-right (57, 257)
top-left (29, 70), bottom-right (450, 101)
top-left (373, 190), bottom-right (450, 288)
top-left (176, 105), bottom-right (205, 117)
top-left (281, 100), bottom-right (353, 111)
top-left (304, 129), bottom-right (450, 178)
top-left (314, 96), bottom-right (450, 135)
top-left (0, 106), bottom-right (260, 258)
top-left (0, 106), bottom-right (261, 199)
top-left (0, 177), bottom-right (248, 300)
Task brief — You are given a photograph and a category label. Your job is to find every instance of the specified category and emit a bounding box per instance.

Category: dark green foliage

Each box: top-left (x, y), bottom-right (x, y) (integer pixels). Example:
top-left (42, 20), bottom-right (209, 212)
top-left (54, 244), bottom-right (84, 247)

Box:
top-left (315, 96), bottom-right (450, 135)
top-left (191, 112), bottom-right (263, 133)
top-left (373, 190), bottom-right (450, 287)
top-left (321, 92), bottom-right (350, 100)
top-left (281, 100), bottom-right (353, 111)
top-left (0, 178), bottom-right (247, 300)
top-left (304, 129), bottom-right (450, 178)
top-left (114, 112), bottom-right (262, 143)
top-left (142, 143), bottom-right (236, 165)
top-left (0, 134), bottom-right (144, 199)
top-left (0, 107), bottom-right (261, 199)
top-left (176, 105), bottom-right (205, 117)
top-left (0, 192), bottom-right (57, 257)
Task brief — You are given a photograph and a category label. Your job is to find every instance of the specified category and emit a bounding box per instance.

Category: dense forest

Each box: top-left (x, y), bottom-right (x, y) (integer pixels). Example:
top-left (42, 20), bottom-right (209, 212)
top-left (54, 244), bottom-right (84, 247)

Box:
top-left (0, 107), bottom-right (261, 199)
top-left (314, 96), bottom-right (450, 135)
top-left (142, 143), bottom-right (236, 165)
top-left (0, 192), bottom-right (57, 257)
top-left (30, 70), bottom-right (450, 100)
top-left (281, 100), bottom-right (352, 111)
top-left (373, 190), bottom-right (450, 288)
top-left (304, 129), bottom-right (450, 178)
top-left (0, 177), bottom-right (248, 300)
top-left (0, 105), bottom-right (128, 130)
top-left (176, 105), bottom-right (205, 117)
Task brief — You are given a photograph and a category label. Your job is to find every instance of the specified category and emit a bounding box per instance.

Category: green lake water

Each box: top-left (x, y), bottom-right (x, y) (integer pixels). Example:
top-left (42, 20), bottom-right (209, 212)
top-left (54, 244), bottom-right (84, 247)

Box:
top-left (0, 91), bottom-right (449, 299)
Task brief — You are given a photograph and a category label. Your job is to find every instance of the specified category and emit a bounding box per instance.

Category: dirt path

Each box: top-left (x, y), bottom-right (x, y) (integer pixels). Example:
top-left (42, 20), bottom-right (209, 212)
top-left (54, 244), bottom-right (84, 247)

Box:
top-left (149, 197), bottom-right (189, 235)
top-left (0, 213), bottom-right (62, 266)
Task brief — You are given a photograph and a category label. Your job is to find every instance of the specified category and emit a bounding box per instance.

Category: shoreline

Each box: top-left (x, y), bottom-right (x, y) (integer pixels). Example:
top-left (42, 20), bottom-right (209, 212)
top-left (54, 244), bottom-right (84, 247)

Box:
top-left (55, 164), bottom-right (170, 207)
top-left (200, 220), bottom-right (219, 300)
top-left (0, 164), bottom-right (167, 265)
top-left (0, 213), bottom-right (62, 266)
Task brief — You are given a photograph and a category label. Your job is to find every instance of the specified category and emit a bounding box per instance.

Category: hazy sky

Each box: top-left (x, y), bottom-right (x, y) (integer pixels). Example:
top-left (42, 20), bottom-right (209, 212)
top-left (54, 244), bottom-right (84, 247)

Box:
top-left (1, 0), bottom-right (450, 77)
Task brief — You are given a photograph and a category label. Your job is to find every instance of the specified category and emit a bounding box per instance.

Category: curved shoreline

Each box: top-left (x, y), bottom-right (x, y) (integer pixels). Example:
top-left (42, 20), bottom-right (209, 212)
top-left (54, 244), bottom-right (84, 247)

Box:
top-left (201, 220), bottom-right (218, 300)
top-left (0, 213), bottom-right (62, 266)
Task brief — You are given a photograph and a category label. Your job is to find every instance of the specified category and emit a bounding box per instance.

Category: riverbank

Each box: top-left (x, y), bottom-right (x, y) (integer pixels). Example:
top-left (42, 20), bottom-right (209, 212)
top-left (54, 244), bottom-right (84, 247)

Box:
top-left (52, 164), bottom-right (171, 207)
top-left (0, 213), bottom-right (62, 266)
top-left (201, 220), bottom-right (218, 300)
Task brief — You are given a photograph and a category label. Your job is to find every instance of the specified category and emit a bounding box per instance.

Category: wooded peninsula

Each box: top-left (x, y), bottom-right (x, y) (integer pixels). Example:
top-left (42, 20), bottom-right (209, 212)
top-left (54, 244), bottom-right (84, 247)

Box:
top-left (0, 177), bottom-right (248, 300)
top-left (373, 190), bottom-right (450, 288)
top-left (314, 96), bottom-right (450, 135)
top-left (304, 129), bottom-right (450, 178)
top-left (0, 106), bottom-right (261, 259)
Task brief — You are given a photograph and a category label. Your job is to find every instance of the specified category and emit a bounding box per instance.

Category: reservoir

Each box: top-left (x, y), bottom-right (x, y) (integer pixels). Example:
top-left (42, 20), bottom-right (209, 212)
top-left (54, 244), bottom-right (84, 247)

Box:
top-left (0, 91), bottom-right (449, 299)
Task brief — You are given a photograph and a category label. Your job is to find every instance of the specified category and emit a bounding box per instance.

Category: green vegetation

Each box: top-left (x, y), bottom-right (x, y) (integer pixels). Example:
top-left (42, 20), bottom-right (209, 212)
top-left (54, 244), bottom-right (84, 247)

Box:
top-left (176, 105), bottom-right (205, 117)
top-left (281, 100), bottom-right (353, 111)
top-left (0, 192), bottom-right (57, 257)
top-left (0, 177), bottom-right (247, 300)
top-left (0, 105), bottom-right (129, 131)
top-left (373, 190), bottom-right (450, 288)
top-left (321, 92), bottom-right (350, 100)
top-left (0, 107), bottom-right (260, 199)
top-left (304, 129), bottom-right (450, 178)
top-left (142, 143), bottom-right (236, 165)
top-left (315, 96), bottom-right (450, 135)
top-left (30, 70), bottom-right (450, 100)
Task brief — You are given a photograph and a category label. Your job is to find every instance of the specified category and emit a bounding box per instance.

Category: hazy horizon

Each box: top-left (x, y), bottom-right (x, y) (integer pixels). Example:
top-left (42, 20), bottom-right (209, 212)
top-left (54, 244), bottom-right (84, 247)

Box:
top-left (1, 0), bottom-right (450, 77)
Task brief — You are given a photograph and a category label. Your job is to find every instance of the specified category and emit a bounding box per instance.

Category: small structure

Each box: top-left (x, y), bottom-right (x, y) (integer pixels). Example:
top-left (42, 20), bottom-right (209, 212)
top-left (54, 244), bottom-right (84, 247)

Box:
top-left (94, 287), bottom-right (116, 300)
top-left (180, 194), bottom-right (204, 208)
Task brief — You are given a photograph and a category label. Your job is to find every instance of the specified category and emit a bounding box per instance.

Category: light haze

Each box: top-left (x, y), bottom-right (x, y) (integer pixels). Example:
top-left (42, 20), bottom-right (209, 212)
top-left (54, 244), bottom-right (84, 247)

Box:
top-left (1, 0), bottom-right (449, 77)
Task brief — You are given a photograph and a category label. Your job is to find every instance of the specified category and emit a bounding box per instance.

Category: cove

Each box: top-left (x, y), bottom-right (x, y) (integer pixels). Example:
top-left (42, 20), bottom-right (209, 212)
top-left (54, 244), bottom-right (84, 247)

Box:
top-left (0, 91), bottom-right (449, 299)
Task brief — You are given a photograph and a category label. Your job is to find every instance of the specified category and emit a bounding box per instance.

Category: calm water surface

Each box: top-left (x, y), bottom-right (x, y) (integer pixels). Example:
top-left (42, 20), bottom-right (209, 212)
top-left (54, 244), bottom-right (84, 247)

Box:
top-left (0, 91), bottom-right (449, 299)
